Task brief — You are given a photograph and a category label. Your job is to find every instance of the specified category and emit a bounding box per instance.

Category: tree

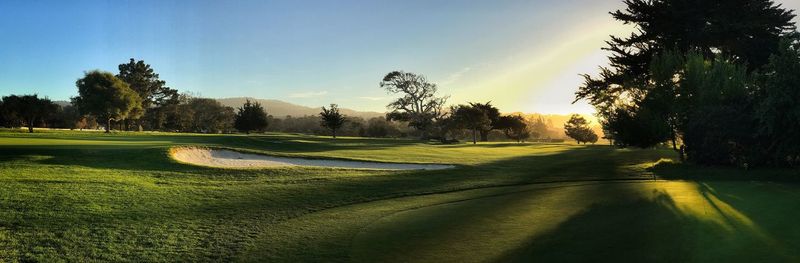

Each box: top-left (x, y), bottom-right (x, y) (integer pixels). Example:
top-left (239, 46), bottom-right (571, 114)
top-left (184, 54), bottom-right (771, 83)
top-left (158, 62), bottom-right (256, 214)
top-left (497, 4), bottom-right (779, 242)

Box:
top-left (468, 102), bottom-right (501, 142)
top-left (233, 99), bottom-right (268, 134)
top-left (756, 35), bottom-right (800, 166)
top-left (319, 104), bottom-right (347, 138)
top-left (1, 94), bottom-right (58, 133)
top-left (189, 98), bottom-right (236, 133)
top-left (452, 104), bottom-right (491, 144)
top-left (577, 0), bottom-right (795, 115)
top-left (380, 71), bottom-right (448, 138)
top-left (365, 117), bottom-right (398, 138)
top-left (74, 71), bottom-right (142, 133)
top-left (564, 114), bottom-right (597, 144)
top-left (575, 0), bottom-right (795, 137)
top-left (117, 58), bottom-right (178, 130)
top-left (496, 115), bottom-right (530, 143)
top-left (574, 0), bottom-right (797, 165)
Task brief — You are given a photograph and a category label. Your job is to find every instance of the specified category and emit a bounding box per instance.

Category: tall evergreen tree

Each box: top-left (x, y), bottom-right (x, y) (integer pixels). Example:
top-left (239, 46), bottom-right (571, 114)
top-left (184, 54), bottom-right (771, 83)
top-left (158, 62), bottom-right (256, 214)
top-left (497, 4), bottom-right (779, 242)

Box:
top-left (574, 0), bottom-right (796, 163)
top-left (117, 58), bottom-right (178, 130)
top-left (234, 99), bottom-right (268, 134)
top-left (576, 0), bottom-right (795, 117)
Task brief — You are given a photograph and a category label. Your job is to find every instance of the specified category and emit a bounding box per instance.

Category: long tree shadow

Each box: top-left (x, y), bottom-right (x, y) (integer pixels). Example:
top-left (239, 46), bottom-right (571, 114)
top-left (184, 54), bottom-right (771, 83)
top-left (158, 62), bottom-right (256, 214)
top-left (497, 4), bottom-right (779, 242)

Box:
top-left (496, 183), bottom-right (800, 263)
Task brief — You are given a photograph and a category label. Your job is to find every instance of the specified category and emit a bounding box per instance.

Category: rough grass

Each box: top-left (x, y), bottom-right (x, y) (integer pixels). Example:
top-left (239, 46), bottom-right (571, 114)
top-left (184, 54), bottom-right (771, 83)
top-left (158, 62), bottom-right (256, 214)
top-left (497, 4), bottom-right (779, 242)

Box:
top-left (0, 130), bottom-right (798, 262)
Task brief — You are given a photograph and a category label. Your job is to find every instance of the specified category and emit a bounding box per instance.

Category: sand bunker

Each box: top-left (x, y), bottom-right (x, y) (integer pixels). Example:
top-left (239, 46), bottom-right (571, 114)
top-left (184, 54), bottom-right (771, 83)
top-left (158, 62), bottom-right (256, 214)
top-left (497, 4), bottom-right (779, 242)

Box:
top-left (171, 147), bottom-right (454, 170)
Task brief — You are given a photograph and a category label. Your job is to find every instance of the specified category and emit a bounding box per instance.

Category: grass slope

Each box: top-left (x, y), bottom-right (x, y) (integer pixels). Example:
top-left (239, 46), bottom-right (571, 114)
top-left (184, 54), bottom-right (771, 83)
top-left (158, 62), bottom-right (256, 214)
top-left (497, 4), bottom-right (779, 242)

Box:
top-left (0, 130), bottom-right (798, 262)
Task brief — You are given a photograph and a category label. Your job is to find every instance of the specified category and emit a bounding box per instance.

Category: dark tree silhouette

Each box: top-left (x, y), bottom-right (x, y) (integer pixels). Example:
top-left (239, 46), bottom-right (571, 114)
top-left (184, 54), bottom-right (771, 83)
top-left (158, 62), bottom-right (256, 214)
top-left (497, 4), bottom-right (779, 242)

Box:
top-left (74, 71), bottom-right (142, 133)
top-left (496, 115), bottom-right (530, 143)
top-left (468, 102), bottom-right (501, 142)
top-left (452, 104), bottom-right (491, 144)
top-left (564, 114), bottom-right (597, 144)
top-left (0, 94), bottom-right (58, 133)
top-left (576, 0), bottom-right (795, 131)
top-left (319, 104), bottom-right (347, 138)
top-left (380, 71), bottom-right (448, 137)
top-left (234, 99), bottom-right (268, 134)
top-left (574, 0), bottom-right (797, 165)
top-left (756, 36), bottom-right (800, 166)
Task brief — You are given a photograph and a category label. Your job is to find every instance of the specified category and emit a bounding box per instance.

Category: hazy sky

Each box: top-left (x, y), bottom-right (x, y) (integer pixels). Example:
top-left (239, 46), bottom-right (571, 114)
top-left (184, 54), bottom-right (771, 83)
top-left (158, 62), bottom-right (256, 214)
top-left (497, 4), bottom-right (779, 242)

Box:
top-left (1, 0), bottom-right (799, 114)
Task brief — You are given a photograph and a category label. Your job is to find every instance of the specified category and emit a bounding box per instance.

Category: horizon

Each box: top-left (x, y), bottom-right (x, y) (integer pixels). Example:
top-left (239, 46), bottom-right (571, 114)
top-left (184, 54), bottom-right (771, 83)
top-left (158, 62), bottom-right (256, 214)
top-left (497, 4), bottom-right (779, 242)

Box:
top-left (1, 0), bottom-right (798, 115)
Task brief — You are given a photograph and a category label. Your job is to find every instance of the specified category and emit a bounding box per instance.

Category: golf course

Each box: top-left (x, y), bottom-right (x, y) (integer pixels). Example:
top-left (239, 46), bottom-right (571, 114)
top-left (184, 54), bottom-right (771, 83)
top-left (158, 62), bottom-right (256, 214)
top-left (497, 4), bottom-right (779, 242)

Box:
top-left (1, 129), bottom-right (799, 262)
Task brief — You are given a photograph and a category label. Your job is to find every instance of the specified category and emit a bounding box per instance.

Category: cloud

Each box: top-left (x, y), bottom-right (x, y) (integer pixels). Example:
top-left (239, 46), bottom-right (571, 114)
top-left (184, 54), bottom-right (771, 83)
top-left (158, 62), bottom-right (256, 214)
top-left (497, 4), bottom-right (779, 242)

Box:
top-left (288, 90), bottom-right (328, 98)
top-left (358, 96), bottom-right (387, 101)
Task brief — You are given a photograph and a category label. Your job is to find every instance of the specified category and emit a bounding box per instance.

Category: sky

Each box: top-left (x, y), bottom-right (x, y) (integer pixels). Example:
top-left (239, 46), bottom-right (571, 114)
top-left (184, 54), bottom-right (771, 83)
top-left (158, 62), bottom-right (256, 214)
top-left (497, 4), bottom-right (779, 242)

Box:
top-left (1, 0), bottom-right (799, 114)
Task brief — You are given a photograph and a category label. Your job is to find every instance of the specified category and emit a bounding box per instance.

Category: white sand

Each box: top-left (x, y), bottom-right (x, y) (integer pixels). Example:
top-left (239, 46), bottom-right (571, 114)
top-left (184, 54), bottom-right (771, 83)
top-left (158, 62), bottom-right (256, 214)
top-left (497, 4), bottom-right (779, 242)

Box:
top-left (170, 147), bottom-right (454, 170)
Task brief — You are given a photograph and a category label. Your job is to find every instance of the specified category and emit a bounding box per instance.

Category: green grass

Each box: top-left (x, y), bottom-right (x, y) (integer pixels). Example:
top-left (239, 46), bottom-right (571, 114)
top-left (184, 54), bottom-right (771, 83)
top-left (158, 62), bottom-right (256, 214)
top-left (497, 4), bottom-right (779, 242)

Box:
top-left (0, 129), bottom-right (798, 262)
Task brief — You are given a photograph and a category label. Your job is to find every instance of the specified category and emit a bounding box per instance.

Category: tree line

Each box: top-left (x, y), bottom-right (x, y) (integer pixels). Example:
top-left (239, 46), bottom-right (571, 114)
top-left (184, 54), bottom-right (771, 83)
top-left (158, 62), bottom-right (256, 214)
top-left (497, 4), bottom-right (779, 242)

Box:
top-left (576, 0), bottom-right (799, 167)
top-left (1, 61), bottom-right (588, 144)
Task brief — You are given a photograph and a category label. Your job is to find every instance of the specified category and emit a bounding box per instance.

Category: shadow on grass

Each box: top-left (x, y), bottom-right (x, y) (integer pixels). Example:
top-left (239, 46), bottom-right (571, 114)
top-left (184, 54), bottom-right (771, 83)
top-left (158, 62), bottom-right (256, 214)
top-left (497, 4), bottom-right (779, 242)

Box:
top-left (649, 160), bottom-right (800, 182)
top-left (497, 181), bottom-right (800, 263)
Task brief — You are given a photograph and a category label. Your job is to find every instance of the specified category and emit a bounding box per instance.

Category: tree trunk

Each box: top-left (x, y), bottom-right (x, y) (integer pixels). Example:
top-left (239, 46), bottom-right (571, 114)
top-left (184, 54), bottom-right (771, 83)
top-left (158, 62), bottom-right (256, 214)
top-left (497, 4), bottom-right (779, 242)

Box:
top-left (105, 118), bottom-right (111, 133)
top-left (27, 124), bottom-right (33, 133)
top-left (332, 129), bottom-right (337, 139)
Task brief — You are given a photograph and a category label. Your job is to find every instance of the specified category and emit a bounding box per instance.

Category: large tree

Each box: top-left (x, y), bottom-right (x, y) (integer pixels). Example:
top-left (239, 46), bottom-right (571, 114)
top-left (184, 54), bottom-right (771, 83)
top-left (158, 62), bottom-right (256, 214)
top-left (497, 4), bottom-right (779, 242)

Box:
top-left (575, 0), bottom-right (796, 161)
top-left (319, 104), bottom-right (347, 138)
top-left (496, 115), bottom-right (530, 143)
top-left (564, 114), bottom-right (598, 144)
top-left (117, 58), bottom-right (178, 130)
top-left (189, 98), bottom-right (236, 133)
top-left (117, 58), bottom-right (176, 109)
top-left (469, 102), bottom-right (501, 142)
top-left (380, 71), bottom-right (448, 137)
top-left (452, 104), bottom-right (491, 144)
top-left (0, 94), bottom-right (58, 133)
top-left (756, 35), bottom-right (800, 166)
top-left (576, 0), bottom-right (795, 121)
top-left (74, 71), bottom-right (142, 133)
top-left (234, 99), bottom-right (268, 134)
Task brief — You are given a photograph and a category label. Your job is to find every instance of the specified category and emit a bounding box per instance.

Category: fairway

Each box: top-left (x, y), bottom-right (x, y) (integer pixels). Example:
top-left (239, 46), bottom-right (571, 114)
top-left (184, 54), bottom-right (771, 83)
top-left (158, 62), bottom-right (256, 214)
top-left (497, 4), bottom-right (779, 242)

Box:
top-left (1, 130), bottom-right (799, 262)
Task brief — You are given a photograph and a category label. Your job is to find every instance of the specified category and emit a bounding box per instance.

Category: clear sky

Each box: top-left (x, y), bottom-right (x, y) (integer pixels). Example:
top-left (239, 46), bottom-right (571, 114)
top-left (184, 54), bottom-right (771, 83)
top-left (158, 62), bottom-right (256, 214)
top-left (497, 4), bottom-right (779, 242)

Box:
top-left (1, 0), bottom-right (799, 114)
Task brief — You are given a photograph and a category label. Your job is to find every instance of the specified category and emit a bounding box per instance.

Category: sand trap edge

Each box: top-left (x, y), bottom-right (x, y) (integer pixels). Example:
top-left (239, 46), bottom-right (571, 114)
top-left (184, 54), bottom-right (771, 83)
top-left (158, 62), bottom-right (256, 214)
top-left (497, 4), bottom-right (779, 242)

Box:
top-left (169, 147), bottom-right (455, 170)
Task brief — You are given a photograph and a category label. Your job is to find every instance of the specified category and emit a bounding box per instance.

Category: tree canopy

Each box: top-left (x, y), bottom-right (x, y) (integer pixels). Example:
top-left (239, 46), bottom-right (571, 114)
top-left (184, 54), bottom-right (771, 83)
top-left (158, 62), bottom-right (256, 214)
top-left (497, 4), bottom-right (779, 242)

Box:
top-left (0, 94), bottom-right (58, 132)
top-left (74, 71), bottom-right (142, 133)
top-left (234, 99), bottom-right (268, 134)
top-left (380, 71), bottom-right (448, 137)
top-left (319, 104), bottom-right (347, 138)
top-left (451, 104), bottom-right (492, 144)
top-left (575, 0), bottom-right (798, 166)
top-left (468, 102), bottom-right (501, 142)
top-left (564, 114), bottom-right (598, 144)
top-left (496, 115), bottom-right (530, 143)
top-left (117, 58), bottom-right (177, 109)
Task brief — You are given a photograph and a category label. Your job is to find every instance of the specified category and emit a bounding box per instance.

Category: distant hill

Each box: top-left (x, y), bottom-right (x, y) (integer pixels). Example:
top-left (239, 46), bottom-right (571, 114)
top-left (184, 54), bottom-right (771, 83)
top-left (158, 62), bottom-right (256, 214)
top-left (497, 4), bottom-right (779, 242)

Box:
top-left (54, 98), bottom-right (385, 119)
top-left (216, 97), bottom-right (385, 119)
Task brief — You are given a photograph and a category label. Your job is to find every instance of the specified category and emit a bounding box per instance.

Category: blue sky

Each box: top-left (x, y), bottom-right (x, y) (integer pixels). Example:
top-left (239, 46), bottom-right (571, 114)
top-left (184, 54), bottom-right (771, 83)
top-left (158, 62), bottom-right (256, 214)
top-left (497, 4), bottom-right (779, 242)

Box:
top-left (1, 0), bottom-right (798, 114)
